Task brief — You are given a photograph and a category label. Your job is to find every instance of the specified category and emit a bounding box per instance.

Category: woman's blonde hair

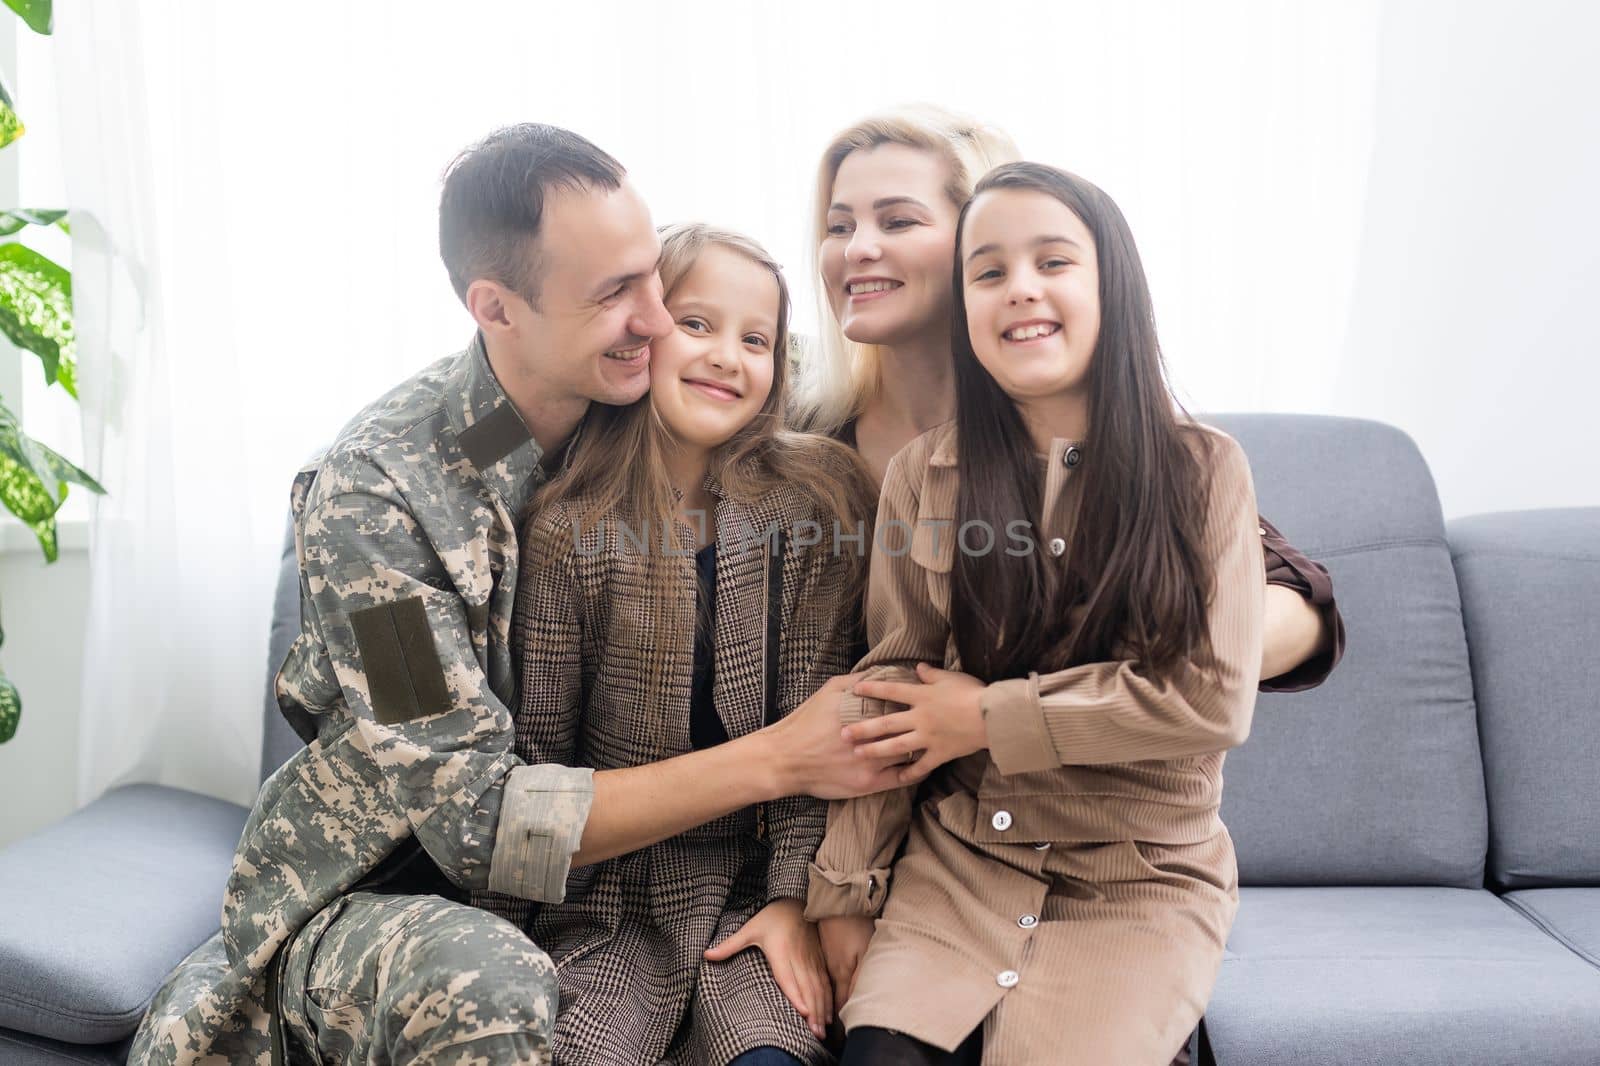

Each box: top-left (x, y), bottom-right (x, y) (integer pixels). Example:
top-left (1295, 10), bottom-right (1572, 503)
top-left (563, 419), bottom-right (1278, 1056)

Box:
top-left (791, 104), bottom-right (1021, 435)
top-left (525, 222), bottom-right (875, 621)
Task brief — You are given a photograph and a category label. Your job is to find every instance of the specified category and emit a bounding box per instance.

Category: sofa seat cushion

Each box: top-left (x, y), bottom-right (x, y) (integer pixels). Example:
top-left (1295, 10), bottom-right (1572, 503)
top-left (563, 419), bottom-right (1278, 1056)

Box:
top-left (0, 1029), bottom-right (128, 1065)
top-left (0, 784), bottom-right (249, 1044)
top-left (1506, 889), bottom-right (1600, 970)
top-left (1205, 887), bottom-right (1600, 1065)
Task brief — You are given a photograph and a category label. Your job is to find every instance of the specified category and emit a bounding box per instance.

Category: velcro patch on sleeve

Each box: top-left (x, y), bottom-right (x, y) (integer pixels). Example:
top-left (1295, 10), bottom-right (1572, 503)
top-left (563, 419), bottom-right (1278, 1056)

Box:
top-left (349, 597), bottom-right (453, 724)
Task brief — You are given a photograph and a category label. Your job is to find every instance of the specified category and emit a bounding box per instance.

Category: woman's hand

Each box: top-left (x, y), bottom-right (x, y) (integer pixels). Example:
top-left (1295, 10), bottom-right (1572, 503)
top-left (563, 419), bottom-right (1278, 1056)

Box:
top-left (703, 899), bottom-right (833, 1039)
top-left (845, 663), bottom-right (989, 783)
top-left (817, 915), bottom-right (876, 1008)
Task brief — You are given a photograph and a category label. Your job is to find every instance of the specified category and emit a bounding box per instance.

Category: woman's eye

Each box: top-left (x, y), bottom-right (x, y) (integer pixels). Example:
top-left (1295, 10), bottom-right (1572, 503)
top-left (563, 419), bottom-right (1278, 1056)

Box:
top-left (883, 217), bottom-right (919, 231)
top-left (743, 334), bottom-right (769, 349)
top-left (1041, 257), bottom-right (1070, 270)
top-left (973, 268), bottom-right (1002, 282)
top-left (825, 221), bottom-right (852, 236)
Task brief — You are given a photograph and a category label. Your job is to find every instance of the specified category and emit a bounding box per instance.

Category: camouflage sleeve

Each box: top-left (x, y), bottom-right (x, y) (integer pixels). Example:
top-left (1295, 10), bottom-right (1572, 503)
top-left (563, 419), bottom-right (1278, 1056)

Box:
top-left (490, 510), bottom-right (591, 901)
top-left (300, 476), bottom-right (592, 903)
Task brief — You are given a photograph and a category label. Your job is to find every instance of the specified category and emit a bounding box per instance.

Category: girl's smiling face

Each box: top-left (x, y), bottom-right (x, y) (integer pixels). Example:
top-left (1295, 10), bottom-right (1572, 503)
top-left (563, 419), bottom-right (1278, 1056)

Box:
top-left (960, 187), bottom-right (1101, 410)
top-left (649, 245), bottom-right (779, 451)
top-left (819, 143), bottom-right (961, 347)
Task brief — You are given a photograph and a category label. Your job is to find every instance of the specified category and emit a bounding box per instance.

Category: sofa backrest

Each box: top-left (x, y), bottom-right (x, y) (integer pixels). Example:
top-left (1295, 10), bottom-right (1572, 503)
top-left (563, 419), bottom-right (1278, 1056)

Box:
top-left (255, 415), bottom-right (1500, 889)
top-left (1206, 414), bottom-right (1487, 888)
top-left (1449, 508), bottom-right (1600, 890)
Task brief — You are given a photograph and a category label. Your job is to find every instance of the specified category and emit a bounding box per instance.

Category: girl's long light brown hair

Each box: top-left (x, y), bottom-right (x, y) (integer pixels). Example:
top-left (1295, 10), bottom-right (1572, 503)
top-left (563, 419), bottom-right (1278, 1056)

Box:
top-left (949, 164), bottom-right (1217, 683)
top-left (525, 223), bottom-right (875, 617)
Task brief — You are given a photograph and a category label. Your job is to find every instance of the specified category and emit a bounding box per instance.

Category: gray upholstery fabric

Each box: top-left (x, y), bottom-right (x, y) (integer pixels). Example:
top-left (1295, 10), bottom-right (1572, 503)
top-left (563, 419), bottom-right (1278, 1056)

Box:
top-left (1506, 889), bottom-right (1600, 971)
top-left (1450, 509), bottom-right (1600, 889)
top-left (0, 785), bottom-right (248, 1044)
top-left (258, 516), bottom-right (306, 782)
top-left (1206, 886), bottom-right (1600, 1065)
top-left (1204, 415), bottom-right (1487, 886)
top-left (0, 1030), bottom-right (128, 1065)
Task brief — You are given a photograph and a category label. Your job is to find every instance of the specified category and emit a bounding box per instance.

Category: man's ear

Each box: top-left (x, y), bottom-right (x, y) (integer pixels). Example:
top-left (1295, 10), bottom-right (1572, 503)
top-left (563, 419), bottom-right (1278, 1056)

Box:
top-left (466, 278), bottom-right (525, 336)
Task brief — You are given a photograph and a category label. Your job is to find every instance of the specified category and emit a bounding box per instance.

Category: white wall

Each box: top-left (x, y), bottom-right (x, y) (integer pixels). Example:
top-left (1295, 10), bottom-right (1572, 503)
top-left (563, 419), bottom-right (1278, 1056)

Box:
top-left (0, 534), bottom-right (89, 847)
top-left (1333, 0), bottom-right (1600, 517)
top-left (1, 1), bottom-right (1597, 843)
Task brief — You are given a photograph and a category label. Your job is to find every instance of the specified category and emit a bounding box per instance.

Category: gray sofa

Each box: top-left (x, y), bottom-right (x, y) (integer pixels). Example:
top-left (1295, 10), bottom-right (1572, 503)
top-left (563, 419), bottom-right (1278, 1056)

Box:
top-left (1, 414), bottom-right (1595, 1064)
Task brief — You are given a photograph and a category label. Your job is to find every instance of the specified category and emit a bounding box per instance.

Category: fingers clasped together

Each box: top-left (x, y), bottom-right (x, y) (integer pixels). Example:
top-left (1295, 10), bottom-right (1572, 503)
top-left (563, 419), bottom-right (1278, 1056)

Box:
top-left (843, 662), bottom-right (990, 785)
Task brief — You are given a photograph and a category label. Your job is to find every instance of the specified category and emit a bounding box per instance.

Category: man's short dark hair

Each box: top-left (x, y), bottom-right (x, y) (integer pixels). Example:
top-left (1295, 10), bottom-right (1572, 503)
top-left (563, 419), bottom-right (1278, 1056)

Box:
top-left (439, 123), bottom-right (625, 308)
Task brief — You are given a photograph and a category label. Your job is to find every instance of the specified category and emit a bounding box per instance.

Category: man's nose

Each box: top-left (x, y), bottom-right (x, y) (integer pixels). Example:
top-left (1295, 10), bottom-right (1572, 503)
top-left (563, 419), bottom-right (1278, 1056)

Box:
top-left (632, 288), bottom-right (672, 340)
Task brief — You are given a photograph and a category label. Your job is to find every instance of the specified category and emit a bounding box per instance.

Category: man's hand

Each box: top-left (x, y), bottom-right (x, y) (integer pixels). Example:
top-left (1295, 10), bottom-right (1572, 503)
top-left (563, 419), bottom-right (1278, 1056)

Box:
top-left (703, 899), bottom-right (832, 1039)
top-left (845, 663), bottom-right (988, 784)
top-left (817, 914), bottom-right (875, 1008)
top-left (762, 674), bottom-right (906, 800)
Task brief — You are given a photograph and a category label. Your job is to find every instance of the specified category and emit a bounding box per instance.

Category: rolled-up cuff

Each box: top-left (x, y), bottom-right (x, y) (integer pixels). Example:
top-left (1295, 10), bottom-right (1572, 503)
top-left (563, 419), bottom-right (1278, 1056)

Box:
top-left (804, 863), bottom-right (891, 920)
top-left (488, 763), bottom-right (595, 903)
top-left (767, 853), bottom-right (812, 904)
top-left (1260, 600), bottom-right (1346, 693)
top-left (982, 675), bottom-right (1060, 775)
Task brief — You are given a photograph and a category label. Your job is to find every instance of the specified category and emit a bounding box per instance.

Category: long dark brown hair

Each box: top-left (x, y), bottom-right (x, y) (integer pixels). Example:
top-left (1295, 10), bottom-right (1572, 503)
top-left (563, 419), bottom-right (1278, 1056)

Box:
top-left (949, 163), bottom-right (1216, 683)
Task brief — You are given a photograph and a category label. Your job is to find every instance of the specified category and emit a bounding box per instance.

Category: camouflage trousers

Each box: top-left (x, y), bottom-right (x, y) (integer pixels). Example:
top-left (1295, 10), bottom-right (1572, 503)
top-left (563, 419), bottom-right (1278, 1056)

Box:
top-left (276, 891), bottom-right (556, 1065)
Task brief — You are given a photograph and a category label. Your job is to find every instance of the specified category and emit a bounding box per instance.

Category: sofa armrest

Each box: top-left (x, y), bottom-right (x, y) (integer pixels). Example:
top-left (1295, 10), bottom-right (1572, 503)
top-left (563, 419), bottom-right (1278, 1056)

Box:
top-left (0, 784), bottom-right (249, 1045)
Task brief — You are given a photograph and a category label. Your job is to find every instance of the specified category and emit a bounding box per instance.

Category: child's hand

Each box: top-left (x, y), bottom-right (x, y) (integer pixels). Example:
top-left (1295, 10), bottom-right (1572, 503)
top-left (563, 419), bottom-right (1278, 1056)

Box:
top-left (817, 914), bottom-right (875, 1008)
top-left (704, 898), bottom-right (832, 1039)
top-left (846, 663), bottom-right (989, 783)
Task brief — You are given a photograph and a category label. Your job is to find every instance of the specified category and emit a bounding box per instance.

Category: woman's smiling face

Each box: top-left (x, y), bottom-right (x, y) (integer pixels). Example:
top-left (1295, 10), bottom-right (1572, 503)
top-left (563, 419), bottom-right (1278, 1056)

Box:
top-left (649, 244), bottom-right (779, 451)
top-left (819, 143), bottom-right (961, 348)
top-left (960, 186), bottom-right (1101, 407)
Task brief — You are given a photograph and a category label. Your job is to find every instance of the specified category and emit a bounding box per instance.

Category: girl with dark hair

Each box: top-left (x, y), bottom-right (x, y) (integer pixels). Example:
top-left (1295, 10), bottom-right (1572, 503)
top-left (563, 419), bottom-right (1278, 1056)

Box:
top-left (806, 164), bottom-right (1266, 1065)
top-left (488, 224), bottom-right (879, 1066)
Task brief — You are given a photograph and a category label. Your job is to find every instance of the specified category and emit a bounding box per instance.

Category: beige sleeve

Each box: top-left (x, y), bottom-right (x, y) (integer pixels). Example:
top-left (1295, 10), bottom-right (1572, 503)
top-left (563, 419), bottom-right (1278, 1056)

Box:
top-left (805, 452), bottom-right (948, 920)
top-left (982, 434), bottom-right (1266, 774)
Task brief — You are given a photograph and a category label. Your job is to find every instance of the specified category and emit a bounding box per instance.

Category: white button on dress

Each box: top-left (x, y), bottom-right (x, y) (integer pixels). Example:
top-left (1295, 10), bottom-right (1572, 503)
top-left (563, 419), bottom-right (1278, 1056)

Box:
top-left (1018, 914), bottom-right (1039, 929)
top-left (991, 810), bottom-right (1013, 831)
top-left (997, 970), bottom-right (1020, 988)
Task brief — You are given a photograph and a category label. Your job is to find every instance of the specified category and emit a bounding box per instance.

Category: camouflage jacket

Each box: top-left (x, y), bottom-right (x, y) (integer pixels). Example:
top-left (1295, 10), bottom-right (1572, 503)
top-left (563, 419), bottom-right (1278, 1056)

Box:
top-left (131, 335), bottom-right (593, 1063)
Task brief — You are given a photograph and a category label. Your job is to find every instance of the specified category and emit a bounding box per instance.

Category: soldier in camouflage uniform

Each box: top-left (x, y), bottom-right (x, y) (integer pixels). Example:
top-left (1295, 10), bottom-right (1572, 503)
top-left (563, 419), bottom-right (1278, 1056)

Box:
top-left (128, 125), bottom-right (672, 1065)
top-left (132, 125), bottom-right (900, 1066)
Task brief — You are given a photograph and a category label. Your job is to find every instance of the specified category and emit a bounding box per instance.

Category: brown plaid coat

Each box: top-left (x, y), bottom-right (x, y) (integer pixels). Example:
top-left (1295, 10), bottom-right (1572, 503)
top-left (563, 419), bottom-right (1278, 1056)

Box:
top-left (473, 474), bottom-right (858, 1065)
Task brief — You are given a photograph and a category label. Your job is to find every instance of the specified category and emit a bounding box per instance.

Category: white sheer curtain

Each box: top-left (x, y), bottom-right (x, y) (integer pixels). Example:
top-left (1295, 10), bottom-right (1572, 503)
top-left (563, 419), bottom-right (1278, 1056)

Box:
top-left (57, 0), bottom-right (1383, 805)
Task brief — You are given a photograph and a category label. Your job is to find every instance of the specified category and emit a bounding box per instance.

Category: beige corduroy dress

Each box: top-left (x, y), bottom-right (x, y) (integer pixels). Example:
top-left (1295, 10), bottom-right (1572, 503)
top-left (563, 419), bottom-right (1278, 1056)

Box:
top-left (805, 422), bottom-right (1265, 1066)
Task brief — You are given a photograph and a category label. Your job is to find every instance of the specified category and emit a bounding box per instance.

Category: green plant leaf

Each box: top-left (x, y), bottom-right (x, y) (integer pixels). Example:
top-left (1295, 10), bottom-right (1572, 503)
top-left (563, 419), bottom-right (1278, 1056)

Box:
top-left (0, 395), bottom-right (62, 504)
top-left (0, 453), bottom-right (62, 561)
top-left (0, 668), bottom-right (19, 743)
top-left (36, 437), bottom-right (103, 494)
top-left (0, 70), bottom-right (21, 150)
top-left (0, 209), bottom-right (67, 237)
top-left (0, 396), bottom-right (98, 560)
top-left (3, 0), bottom-right (52, 35)
top-left (0, 241), bottom-right (74, 396)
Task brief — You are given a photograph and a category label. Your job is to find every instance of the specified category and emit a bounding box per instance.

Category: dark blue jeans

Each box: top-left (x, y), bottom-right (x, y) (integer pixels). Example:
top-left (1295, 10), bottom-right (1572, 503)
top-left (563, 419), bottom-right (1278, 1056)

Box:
top-left (728, 1050), bottom-right (805, 1066)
